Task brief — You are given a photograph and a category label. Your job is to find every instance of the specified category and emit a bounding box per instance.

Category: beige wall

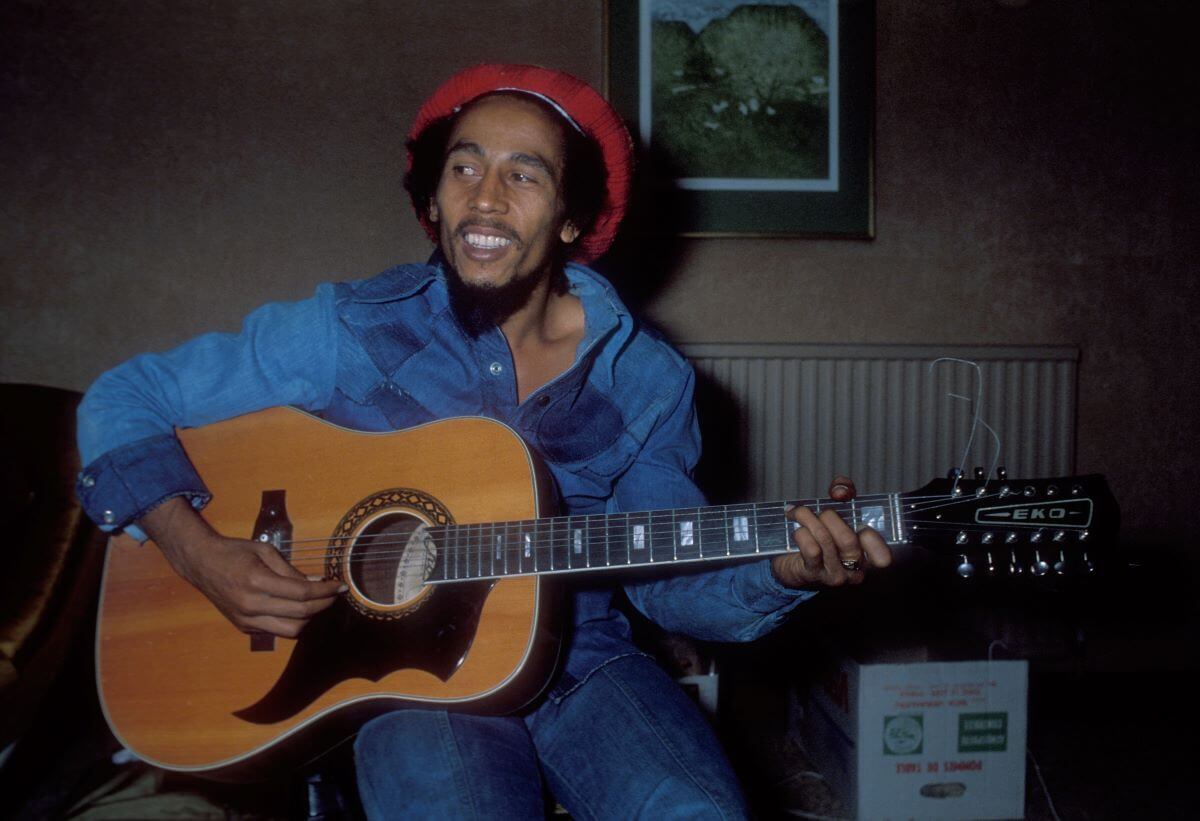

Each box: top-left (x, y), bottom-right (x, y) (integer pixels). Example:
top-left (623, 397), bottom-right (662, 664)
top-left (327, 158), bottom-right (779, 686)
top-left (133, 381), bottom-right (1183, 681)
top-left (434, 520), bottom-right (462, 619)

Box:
top-left (4, 1), bottom-right (1197, 546)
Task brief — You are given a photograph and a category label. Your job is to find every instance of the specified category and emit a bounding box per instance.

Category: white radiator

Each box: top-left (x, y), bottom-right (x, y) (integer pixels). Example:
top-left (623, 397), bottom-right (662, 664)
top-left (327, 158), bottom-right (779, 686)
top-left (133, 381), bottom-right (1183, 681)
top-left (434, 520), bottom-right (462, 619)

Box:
top-left (679, 343), bottom-right (1079, 502)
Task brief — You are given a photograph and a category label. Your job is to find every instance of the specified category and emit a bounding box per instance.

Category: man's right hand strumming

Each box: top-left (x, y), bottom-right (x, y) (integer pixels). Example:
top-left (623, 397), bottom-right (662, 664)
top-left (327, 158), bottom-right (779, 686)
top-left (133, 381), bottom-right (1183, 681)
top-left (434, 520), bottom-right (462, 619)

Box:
top-left (139, 497), bottom-right (344, 638)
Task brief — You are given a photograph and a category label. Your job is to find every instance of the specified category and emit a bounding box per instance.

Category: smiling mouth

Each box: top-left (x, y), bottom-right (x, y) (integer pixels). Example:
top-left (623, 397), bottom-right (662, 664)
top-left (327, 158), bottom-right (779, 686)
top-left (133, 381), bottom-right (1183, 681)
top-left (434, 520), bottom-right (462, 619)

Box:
top-left (464, 233), bottom-right (513, 250)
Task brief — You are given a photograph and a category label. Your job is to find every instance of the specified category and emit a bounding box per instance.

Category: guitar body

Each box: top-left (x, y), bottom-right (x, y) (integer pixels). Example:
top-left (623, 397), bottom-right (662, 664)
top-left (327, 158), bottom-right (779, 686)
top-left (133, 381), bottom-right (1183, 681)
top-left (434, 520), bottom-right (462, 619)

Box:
top-left (96, 407), bottom-right (561, 779)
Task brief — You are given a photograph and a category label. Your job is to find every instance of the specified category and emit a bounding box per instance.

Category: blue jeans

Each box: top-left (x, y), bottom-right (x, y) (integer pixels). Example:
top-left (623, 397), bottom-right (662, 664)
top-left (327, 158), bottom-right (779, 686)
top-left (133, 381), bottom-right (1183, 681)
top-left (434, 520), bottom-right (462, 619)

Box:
top-left (354, 654), bottom-right (750, 819)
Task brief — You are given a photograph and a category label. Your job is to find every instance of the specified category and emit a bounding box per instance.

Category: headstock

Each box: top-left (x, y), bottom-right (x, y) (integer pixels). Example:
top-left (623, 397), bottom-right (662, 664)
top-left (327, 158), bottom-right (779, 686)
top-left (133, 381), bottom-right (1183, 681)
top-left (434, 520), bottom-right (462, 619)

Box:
top-left (898, 472), bottom-right (1119, 580)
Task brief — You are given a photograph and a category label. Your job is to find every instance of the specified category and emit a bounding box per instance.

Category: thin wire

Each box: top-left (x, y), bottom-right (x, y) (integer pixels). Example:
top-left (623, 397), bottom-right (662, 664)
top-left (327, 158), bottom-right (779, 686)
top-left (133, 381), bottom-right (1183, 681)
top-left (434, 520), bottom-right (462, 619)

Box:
top-left (929, 357), bottom-right (986, 495)
top-left (1028, 746), bottom-right (1063, 821)
top-left (947, 393), bottom-right (1003, 488)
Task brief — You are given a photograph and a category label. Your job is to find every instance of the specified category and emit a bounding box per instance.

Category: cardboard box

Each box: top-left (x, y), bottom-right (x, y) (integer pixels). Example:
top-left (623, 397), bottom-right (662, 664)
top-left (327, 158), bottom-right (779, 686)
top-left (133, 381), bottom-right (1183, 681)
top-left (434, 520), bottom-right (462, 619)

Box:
top-left (802, 656), bottom-right (1028, 820)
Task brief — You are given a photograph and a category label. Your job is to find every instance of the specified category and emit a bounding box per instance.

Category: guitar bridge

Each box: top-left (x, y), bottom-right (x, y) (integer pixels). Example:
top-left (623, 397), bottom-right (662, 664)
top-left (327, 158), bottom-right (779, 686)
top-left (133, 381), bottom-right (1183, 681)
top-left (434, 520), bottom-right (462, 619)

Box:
top-left (249, 489), bottom-right (292, 652)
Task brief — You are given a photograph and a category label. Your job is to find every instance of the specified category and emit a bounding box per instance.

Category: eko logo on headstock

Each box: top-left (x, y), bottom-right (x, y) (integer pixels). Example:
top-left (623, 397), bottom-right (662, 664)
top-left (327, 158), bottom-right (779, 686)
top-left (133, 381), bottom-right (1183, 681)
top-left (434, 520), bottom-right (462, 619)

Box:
top-left (974, 498), bottom-right (1093, 528)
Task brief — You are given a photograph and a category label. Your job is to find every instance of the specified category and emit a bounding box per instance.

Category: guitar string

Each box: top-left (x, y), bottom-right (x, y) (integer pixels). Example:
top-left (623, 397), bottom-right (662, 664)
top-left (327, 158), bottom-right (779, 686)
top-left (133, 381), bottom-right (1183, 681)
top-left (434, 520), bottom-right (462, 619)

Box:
top-left (268, 503), bottom-right (900, 560)
top-left (254, 490), bottom-right (1026, 552)
top-left (258, 489), bottom-right (1056, 561)
top-left (264, 493), bottom-right (1078, 565)
top-left (279, 522), bottom-right (1088, 580)
top-left (264, 497), bottom-right (1091, 573)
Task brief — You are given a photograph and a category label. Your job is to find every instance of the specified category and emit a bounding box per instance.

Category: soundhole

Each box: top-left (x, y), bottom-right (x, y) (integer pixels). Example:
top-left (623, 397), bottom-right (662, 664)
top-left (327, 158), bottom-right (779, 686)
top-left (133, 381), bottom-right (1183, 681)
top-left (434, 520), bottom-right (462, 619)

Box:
top-left (348, 511), bottom-right (437, 609)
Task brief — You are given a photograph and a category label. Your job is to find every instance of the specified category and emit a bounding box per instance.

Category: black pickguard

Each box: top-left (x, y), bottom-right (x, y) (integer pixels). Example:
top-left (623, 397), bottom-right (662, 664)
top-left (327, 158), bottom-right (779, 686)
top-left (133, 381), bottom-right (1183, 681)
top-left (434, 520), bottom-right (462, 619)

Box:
top-left (233, 581), bottom-right (494, 724)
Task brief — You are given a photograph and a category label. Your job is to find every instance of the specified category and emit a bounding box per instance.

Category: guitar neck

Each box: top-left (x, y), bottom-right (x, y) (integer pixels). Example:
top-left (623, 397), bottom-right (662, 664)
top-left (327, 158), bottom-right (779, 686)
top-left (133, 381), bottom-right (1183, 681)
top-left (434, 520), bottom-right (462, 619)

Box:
top-left (427, 493), bottom-right (905, 583)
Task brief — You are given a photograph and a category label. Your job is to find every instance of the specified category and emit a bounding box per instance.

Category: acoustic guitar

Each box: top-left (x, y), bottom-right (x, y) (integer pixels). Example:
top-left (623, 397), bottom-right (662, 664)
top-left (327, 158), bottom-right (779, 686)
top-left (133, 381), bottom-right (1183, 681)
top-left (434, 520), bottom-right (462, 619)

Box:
top-left (95, 406), bottom-right (1117, 778)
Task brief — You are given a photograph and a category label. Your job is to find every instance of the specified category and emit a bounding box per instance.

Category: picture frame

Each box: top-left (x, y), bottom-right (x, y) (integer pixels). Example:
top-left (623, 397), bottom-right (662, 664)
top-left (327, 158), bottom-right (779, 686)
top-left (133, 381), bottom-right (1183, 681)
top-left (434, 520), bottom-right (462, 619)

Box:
top-left (605, 0), bottom-right (874, 238)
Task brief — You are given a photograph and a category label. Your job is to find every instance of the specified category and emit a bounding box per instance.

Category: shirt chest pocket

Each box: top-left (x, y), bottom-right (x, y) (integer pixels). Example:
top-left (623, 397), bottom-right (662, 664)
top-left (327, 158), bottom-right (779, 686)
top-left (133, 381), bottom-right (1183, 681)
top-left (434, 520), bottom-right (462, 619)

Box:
top-left (535, 386), bottom-right (637, 485)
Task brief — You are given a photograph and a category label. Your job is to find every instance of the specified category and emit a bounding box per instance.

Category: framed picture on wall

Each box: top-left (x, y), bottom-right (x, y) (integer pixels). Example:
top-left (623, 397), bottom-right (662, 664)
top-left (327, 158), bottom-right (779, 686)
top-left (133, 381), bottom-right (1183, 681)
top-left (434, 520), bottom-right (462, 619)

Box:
top-left (605, 0), bottom-right (874, 238)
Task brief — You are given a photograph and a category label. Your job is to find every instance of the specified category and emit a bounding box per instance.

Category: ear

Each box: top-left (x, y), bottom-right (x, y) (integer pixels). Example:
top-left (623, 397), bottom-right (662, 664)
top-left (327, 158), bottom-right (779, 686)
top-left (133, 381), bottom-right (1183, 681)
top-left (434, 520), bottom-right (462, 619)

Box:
top-left (559, 220), bottom-right (579, 244)
top-left (428, 201), bottom-right (439, 223)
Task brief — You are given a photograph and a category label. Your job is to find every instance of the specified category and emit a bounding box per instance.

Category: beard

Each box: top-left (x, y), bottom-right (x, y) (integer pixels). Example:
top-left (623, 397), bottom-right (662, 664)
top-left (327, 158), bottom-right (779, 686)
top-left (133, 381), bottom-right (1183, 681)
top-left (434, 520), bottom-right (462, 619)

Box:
top-left (443, 258), bottom-right (546, 339)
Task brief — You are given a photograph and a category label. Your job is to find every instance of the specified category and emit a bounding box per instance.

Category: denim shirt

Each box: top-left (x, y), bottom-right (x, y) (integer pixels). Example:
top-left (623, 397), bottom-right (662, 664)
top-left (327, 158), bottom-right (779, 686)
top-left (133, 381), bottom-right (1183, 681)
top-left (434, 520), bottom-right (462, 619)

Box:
top-left (76, 260), bottom-right (812, 687)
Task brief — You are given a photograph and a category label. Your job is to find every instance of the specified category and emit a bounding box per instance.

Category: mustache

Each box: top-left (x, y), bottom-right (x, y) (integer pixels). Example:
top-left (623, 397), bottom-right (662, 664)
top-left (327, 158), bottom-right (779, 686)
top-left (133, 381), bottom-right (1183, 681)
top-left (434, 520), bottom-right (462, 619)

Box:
top-left (453, 219), bottom-right (521, 245)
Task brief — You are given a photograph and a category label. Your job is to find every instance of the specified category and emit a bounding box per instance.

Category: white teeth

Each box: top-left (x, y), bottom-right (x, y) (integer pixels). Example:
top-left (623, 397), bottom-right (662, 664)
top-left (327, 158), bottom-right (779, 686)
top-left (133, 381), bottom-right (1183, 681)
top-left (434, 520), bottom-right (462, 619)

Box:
top-left (465, 233), bottom-right (512, 249)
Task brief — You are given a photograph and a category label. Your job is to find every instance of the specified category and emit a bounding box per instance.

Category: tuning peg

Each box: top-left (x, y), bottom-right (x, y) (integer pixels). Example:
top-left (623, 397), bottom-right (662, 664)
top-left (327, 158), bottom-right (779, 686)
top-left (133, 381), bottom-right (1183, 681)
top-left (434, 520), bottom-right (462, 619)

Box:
top-left (947, 467), bottom-right (964, 479)
top-left (974, 466), bottom-right (985, 479)
top-left (997, 466), bottom-right (1008, 480)
top-left (957, 554), bottom-right (975, 579)
top-left (956, 531), bottom-right (969, 545)
top-left (986, 551), bottom-right (996, 575)
top-left (1053, 549), bottom-right (1068, 575)
top-left (1032, 549), bottom-right (1050, 576)
top-left (1082, 550), bottom-right (1096, 574)
top-left (1009, 549), bottom-right (1023, 576)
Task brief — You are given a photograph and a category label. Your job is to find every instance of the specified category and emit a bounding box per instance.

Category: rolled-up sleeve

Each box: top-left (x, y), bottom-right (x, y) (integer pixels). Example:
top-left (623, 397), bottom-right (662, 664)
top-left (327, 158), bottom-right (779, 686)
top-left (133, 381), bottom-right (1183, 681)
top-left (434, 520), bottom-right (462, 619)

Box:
top-left (76, 284), bottom-right (340, 535)
top-left (617, 363), bottom-right (815, 643)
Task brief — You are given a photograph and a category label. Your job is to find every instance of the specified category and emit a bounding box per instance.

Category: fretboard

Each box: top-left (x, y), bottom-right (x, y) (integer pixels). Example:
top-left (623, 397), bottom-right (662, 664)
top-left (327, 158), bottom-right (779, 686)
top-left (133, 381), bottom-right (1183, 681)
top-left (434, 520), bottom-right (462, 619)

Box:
top-left (426, 493), bottom-right (904, 583)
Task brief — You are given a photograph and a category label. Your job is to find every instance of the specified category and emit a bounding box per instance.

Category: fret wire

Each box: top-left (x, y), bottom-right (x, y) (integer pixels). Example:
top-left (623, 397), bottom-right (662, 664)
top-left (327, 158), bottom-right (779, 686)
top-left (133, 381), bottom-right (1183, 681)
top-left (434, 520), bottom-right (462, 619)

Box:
top-left (500, 520), bottom-right (507, 576)
top-left (672, 507), bottom-right (678, 562)
top-left (626, 512), bottom-right (635, 565)
top-left (440, 525), bottom-right (448, 581)
top-left (468, 523), bottom-right (475, 580)
top-left (511, 520), bottom-right (519, 574)
top-left (484, 522), bottom-right (492, 579)
top-left (511, 521), bottom-right (518, 574)
top-left (753, 503), bottom-right (761, 554)
top-left (454, 524), bottom-right (462, 580)
top-left (511, 520), bottom-right (522, 576)
top-left (472, 523), bottom-right (482, 580)
top-left (489, 521), bottom-right (497, 577)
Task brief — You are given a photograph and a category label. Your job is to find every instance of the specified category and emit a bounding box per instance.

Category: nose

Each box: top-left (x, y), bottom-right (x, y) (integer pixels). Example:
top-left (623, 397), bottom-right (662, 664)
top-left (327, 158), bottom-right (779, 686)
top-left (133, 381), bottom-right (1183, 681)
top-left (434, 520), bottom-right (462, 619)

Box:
top-left (469, 168), bottom-right (507, 214)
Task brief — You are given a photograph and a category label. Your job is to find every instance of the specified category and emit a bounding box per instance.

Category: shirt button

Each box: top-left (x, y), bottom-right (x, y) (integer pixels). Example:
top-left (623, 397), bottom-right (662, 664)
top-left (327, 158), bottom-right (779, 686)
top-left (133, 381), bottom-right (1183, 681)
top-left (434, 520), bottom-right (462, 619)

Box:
top-left (80, 474), bottom-right (96, 488)
top-left (102, 510), bottom-right (115, 524)
top-left (489, 362), bottom-right (504, 376)
top-left (537, 394), bottom-right (551, 407)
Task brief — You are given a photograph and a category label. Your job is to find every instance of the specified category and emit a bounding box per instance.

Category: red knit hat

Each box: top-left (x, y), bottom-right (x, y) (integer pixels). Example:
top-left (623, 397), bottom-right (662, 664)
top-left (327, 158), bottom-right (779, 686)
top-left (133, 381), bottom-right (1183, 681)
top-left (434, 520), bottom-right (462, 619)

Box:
top-left (408, 64), bottom-right (634, 263)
